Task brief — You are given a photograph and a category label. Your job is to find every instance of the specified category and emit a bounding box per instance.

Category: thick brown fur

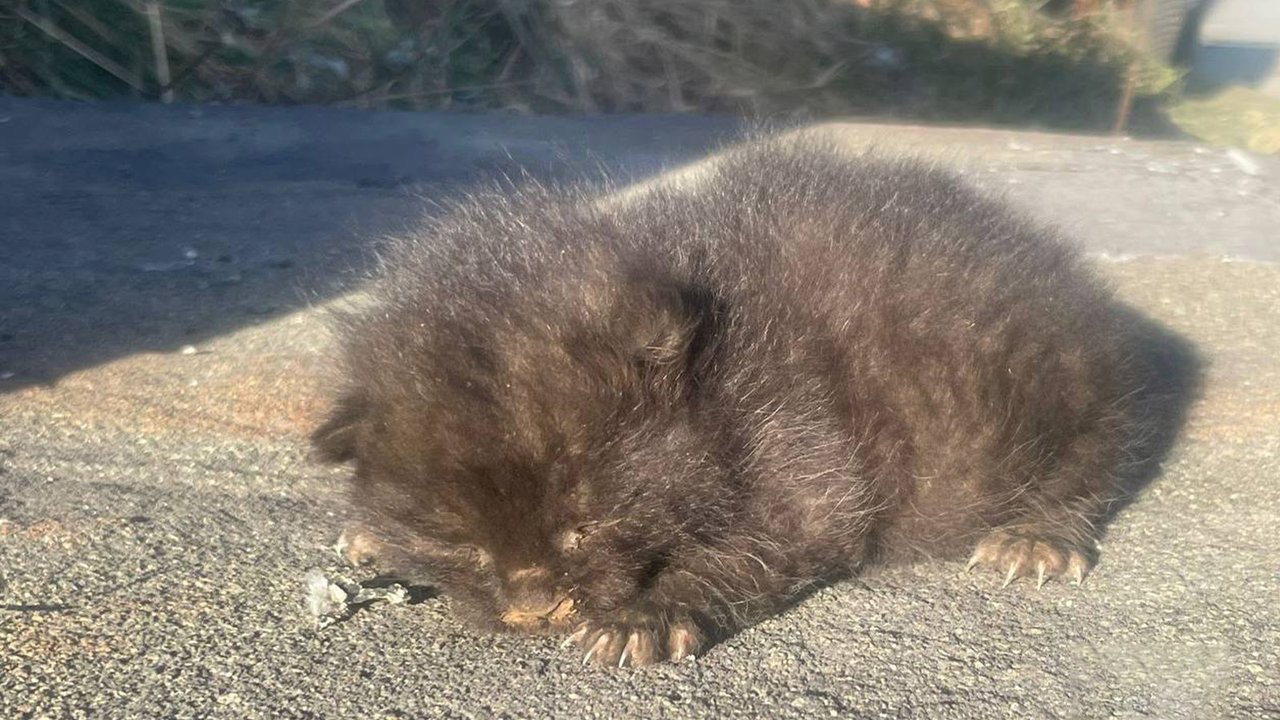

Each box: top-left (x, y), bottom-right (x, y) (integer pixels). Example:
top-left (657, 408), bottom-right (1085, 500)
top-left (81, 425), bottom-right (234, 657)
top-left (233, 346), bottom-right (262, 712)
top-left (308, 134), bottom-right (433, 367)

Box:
top-left (313, 135), bottom-right (1151, 667)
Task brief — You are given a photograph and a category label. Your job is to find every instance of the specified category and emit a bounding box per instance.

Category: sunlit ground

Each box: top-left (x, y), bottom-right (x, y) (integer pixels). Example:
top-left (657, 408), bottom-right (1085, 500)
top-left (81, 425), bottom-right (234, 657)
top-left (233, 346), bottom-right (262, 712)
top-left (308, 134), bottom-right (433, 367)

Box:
top-left (1169, 85), bottom-right (1280, 154)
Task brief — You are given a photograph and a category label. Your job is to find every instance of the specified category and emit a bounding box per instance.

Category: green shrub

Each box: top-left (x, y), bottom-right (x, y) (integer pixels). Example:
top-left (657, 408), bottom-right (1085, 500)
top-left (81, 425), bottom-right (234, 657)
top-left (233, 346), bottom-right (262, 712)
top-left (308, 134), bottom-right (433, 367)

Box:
top-left (0, 0), bottom-right (1174, 129)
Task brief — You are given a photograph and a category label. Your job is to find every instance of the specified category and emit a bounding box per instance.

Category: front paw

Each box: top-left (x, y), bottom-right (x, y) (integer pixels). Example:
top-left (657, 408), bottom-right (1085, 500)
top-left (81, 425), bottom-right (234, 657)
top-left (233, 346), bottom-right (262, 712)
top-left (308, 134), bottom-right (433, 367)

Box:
top-left (967, 527), bottom-right (1092, 588)
top-left (335, 525), bottom-right (386, 567)
top-left (567, 610), bottom-right (703, 668)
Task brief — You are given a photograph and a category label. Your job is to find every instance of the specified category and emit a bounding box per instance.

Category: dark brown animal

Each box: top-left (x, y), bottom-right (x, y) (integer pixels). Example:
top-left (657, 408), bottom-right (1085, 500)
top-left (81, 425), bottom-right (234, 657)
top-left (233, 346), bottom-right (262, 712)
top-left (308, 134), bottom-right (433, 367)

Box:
top-left (312, 135), bottom-right (1149, 667)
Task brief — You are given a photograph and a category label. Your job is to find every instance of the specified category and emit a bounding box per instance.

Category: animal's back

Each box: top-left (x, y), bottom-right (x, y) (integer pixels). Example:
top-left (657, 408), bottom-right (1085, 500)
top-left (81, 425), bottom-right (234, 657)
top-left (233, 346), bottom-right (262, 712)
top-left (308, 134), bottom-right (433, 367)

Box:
top-left (604, 140), bottom-right (1141, 560)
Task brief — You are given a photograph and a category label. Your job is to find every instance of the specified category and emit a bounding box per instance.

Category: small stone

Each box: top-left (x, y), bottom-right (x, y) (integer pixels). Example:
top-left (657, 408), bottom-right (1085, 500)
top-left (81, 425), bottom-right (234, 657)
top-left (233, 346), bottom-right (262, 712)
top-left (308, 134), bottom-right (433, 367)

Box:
top-left (179, 345), bottom-right (198, 355)
top-left (305, 566), bottom-right (412, 628)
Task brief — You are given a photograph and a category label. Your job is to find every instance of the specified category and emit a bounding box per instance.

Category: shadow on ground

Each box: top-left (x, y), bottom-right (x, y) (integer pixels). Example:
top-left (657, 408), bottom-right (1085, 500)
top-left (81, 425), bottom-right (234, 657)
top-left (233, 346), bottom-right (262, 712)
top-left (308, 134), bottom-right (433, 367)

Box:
top-left (0, 99), bottom-right (738, 392)
top-left (1104, 305), bottom-right (1206, 526)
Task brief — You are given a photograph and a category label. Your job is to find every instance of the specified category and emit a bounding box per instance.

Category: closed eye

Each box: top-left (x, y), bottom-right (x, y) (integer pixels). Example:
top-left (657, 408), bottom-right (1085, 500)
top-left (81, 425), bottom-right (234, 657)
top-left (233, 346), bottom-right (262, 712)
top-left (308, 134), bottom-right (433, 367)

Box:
top-left (418, 540), bottom-right (492, 568)
top-left (559, 519), bottom-right (619, 552)
top-left (559, 523), bottom-right (596, 552)
top-left (462, 545), bottom-right (494, 567)
top-left (560, 528), bottom-right (585, 552)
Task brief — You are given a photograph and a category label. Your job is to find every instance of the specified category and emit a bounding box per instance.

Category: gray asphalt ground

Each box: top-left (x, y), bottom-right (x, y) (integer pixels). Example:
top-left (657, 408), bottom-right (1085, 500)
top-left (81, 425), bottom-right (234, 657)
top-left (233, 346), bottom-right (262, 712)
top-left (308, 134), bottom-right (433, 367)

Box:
top-left (0, 98), bottom-right (1277, 719)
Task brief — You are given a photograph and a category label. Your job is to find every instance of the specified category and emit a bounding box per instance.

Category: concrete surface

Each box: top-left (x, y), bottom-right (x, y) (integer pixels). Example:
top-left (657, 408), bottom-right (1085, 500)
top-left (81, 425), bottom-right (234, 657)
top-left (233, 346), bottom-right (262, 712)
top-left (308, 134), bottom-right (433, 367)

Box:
top-left (1, 99), bottom-right (1278, 719)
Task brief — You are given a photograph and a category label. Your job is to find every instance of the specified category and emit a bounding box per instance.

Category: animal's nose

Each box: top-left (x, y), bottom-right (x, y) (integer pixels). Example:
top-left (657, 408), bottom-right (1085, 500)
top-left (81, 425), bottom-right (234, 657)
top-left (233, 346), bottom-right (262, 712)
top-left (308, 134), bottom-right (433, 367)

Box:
top-left (500, 566), bottom-right (575, 628)
top-left (501, 597), bottom-right (564, 621)
top-left (500, 595), bottom-right (575, 628)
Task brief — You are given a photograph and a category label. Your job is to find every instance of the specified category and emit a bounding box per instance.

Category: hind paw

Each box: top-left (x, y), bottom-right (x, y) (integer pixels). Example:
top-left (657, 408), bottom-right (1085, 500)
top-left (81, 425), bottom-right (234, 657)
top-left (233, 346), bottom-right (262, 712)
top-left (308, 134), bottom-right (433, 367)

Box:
top-left (966, 528), bottom-right (1092, 589)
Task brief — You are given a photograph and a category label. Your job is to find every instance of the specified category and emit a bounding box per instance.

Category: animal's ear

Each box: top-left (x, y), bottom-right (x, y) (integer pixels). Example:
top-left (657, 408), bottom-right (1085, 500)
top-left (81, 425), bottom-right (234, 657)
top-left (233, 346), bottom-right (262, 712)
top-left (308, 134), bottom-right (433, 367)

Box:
top-left (622, 276), bottom-right (713, 368)
top-left (311, 392), bottom-right (367, 463)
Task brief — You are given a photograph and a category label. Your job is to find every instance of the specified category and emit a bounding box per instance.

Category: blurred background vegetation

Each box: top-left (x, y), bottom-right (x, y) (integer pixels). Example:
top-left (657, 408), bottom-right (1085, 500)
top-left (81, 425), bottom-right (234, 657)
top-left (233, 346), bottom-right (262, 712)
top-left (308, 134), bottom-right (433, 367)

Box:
top-left (0, 0), bottom-right (1196, 131)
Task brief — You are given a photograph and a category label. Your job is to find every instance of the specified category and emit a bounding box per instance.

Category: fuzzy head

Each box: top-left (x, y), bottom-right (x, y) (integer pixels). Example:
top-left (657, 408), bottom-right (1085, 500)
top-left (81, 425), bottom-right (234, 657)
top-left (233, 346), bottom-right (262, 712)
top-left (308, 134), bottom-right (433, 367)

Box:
top-left (312, 257), bottom-right (728, 633)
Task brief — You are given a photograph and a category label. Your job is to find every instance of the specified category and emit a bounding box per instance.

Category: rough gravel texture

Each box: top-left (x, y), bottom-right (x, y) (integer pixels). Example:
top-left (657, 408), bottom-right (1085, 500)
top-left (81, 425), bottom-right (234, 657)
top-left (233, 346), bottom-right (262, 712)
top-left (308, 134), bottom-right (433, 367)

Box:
top-left (1, 99), bottom-right (1277, 719)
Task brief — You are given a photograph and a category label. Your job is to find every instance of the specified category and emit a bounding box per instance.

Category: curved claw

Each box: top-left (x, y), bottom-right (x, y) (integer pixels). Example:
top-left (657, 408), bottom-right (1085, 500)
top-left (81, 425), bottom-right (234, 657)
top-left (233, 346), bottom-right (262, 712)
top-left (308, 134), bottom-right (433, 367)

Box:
top-left (1071, 562), bottom-right (1086, 585)
top-left (668, 624), bottom-right (699, 662)
top-left (582, 632), bottom-right (611, 665)
top-left (561, 623), bottom-right (588, 649)
top-left (1001, 561), bottom-right (1021, 588)
top-left (618, 632), bottom-right (643, 668)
